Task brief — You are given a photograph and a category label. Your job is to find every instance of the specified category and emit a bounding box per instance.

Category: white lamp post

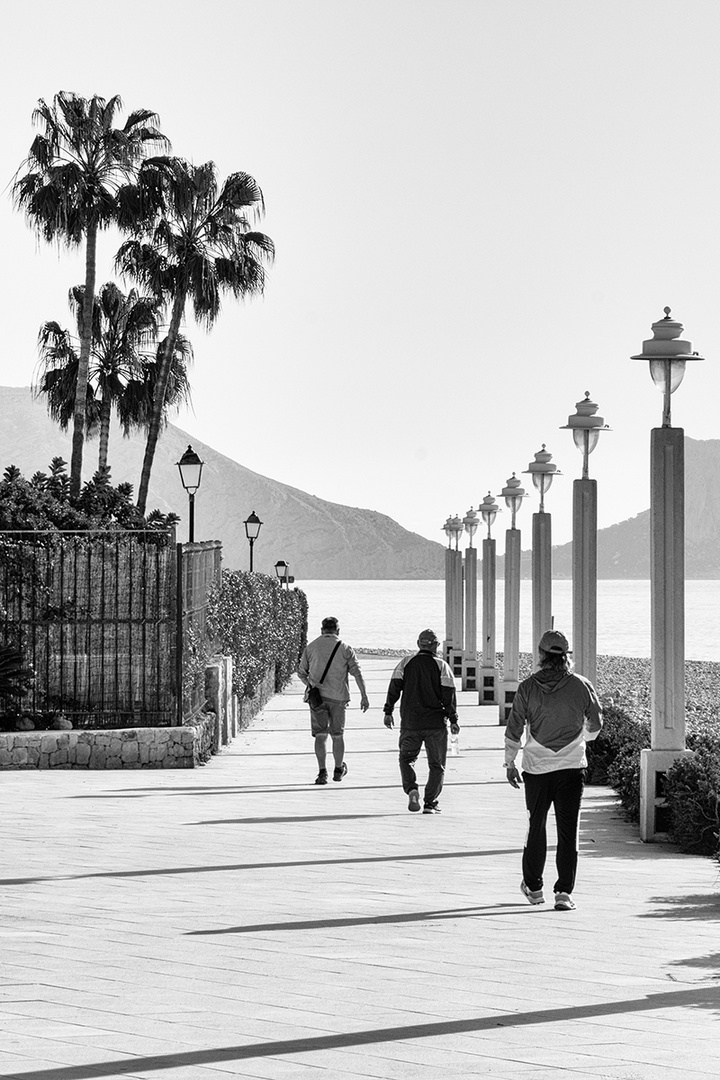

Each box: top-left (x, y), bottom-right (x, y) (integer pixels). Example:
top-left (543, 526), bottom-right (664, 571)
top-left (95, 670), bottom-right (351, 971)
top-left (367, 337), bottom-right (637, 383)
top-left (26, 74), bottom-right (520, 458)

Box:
top-left (498, 473), bottom-right (527, 723)
top-left (478, 492), bottom-right (501, 705)
top-left (561, 393), bottom-right (610, 685)
top-left (524, 446), bottom-right (561, 665)
top-left (631, 307), bottom-right (704, 841)
top-left (176, 445), bottom-right (204, 543)
top-left (461, 507), bottom-right (479, 690)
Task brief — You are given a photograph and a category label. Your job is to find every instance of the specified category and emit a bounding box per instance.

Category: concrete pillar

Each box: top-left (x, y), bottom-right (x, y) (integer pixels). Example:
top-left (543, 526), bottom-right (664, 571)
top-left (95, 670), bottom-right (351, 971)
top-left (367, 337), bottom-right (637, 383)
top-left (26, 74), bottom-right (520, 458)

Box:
top-left (447, 549), bottom-right (464, 678)
top-left (531, 511), bottom-right (552, 664)
top-left (640, 426), bottom-right (689, 841)
top-left (572, 478), bottom-right (597, 685)
top-left (500, 527), bottom-right (521, 723)
top-left (462, 547), bottom-right (478, 690)
top-left (479, 537), bottom-right (498, 704)
top-left (443, 547), bottom-right (453, 663)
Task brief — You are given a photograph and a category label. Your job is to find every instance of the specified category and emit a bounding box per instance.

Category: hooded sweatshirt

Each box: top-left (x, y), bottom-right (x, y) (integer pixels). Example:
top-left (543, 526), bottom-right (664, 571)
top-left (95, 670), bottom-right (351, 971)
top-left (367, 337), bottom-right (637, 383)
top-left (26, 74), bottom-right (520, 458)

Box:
top-left (504, 668), bottom-right (602, 774)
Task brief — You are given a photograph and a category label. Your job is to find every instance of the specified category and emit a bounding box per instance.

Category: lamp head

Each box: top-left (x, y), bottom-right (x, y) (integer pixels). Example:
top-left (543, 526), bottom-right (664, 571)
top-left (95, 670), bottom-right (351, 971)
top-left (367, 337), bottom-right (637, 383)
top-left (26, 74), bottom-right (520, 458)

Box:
top-left (523, 445), bottom-right (560, 511)
top-left (462, 507), bottom-right (479, 546)
top-left (244, 511), bottom-right (263, 540)
top-left (176, 445), bottom-right (204, 494)
top-left (479, 491), bottom-right (500, 537)
top-left (631, 307), bottom-right (704, 427)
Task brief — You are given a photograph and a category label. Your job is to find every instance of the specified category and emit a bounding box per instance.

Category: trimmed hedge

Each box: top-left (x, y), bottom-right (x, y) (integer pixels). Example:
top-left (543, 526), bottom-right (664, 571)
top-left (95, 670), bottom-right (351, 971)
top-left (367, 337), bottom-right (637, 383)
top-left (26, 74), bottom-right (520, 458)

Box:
top-left (206, 570), bottom-right (308, 700)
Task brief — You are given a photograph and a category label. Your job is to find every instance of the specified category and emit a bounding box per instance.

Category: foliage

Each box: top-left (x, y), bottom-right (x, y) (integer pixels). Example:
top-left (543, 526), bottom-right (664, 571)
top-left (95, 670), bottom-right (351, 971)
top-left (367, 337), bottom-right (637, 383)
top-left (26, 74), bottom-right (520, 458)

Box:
top-left (207, 570), bottom-right (307, 700)
top-left (0, 458), bottom-right (178, 532)
top-left (0, 644), bottom-right (34, 704)
top-left (116, 156), bottom-right (274, 513)
top-left (664, 746), bottom-right (720, 857)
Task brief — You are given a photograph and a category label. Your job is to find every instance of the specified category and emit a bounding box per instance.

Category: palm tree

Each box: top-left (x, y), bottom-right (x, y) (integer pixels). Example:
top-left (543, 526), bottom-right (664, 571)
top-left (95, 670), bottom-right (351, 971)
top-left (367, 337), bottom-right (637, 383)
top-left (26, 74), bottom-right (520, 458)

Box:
top-left (35, 282), bottom-right (190, 473)
top-left (12, 92), bottom-right (168, 496)
top-left (117, 333), bottom-right (193, 440)
top-left (116, 157), bottom-right (274, 513)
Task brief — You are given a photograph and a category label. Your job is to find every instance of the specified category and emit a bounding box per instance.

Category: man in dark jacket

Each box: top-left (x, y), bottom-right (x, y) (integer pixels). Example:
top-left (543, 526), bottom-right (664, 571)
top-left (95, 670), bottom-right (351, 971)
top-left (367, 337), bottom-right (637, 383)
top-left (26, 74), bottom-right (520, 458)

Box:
top-left (383, 629), bottom-right (460, 814)
top-left (505, 629), bottom-right (602, 911)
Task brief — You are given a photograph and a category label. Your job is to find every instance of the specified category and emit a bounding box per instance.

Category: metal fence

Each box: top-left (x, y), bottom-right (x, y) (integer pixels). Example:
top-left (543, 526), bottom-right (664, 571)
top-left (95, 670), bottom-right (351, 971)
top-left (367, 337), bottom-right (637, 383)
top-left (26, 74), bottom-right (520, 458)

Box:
top-left (0, 530), bottom-right (179, 727)
top-left (178, 540), bottom-right (222, 719)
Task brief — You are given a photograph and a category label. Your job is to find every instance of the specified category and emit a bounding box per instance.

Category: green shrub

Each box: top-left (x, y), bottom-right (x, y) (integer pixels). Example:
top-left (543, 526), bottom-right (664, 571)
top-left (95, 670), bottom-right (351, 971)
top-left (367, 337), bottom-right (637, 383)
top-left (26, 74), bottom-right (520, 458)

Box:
top-left (207, 570), bottom-right (307, 700)
top-left (664, 746), bottom-right (720, 856)
top-left (586, 703), bottom-right (650, 785)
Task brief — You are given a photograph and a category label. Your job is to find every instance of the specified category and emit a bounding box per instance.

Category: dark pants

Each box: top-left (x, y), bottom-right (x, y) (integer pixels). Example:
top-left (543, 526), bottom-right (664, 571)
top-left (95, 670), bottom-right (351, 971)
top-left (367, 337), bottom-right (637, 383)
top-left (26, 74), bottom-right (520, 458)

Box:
top-left (398, 727), bottom-right (448, 807)
top-left (522, 768), bottom-right (585, 895)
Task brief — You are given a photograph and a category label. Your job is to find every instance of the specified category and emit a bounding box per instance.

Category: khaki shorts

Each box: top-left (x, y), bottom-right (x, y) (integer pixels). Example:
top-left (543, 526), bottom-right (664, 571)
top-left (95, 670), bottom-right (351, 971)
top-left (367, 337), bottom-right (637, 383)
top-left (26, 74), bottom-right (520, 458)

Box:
top-left (310, 699), bottom-right (346, 737)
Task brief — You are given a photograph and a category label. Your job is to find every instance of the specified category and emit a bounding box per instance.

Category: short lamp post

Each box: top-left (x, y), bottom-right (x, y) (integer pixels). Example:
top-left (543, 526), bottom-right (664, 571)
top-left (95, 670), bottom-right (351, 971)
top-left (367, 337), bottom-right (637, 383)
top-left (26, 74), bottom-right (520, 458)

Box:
top-left (524, 446), bottom-right (560, 665)
top-left (631, 307), bottom-right (704, 841)
top-left (461, 507), bottom-right (479, 691)
top-left (176, 445), bottom-right (204, 543)
top-left (274, 560), bottom-right (290, 589)
top-left (244, 511), bottom-right (263, 571)
top-left (444, 514), bottom-right (465, 677)
top-left (561, 393), bottom-right (610, 685)
top-left (498, 473), bottom-right (527, 723)
top-left (478, 492), bottom-right (500, 705)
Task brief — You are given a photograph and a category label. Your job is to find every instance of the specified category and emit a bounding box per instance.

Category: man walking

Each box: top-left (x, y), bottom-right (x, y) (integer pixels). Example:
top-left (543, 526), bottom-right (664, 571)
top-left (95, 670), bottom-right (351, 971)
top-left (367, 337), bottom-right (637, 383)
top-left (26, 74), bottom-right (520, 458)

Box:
top-left (298, 616), bottom-right (369, 785)
top-left (383, 629), bottom-right (460, 814)
top-left (505, 629), bottom-right (603, 911)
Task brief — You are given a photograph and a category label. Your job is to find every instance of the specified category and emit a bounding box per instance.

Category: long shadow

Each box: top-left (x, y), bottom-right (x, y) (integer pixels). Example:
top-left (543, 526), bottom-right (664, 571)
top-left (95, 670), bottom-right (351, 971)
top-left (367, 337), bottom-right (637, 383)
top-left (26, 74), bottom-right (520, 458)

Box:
top-left (187, 813), bottom-right (397, 825)
top-left (6, 985), bottom-right (720, 1080)
top-left (69, 779), bottom-right (507, 799)
top-left (640, 894), bottom-right (720, 921)
top-left (188, 902), bottom-right (526, 935)
top-left (0, 847), bottom-right (522, 886)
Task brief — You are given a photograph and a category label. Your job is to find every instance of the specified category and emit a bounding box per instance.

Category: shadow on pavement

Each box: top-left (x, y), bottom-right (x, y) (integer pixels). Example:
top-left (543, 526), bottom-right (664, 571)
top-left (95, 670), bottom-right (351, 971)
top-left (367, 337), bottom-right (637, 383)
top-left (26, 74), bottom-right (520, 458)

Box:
top-left (6, 985), bottom-right (720, 1080)
top-left (640, 893), bottom-right (720, 921)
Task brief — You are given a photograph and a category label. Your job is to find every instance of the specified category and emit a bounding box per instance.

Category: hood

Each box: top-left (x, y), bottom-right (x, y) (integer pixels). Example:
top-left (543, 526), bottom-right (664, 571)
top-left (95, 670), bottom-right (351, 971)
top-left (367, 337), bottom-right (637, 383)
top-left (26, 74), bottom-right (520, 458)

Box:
top-left (531, 670), bottom-right (573, 695)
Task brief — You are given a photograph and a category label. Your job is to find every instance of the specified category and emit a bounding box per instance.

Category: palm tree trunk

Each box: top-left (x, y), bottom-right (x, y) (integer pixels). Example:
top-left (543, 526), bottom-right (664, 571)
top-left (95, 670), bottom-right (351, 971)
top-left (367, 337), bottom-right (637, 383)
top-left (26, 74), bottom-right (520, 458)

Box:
top-left (136, 289), bottom-right (186, 514)
top-left (98, 394), bottom-right (112, 472)
top-left (70, 220), bottom-right (97, 497)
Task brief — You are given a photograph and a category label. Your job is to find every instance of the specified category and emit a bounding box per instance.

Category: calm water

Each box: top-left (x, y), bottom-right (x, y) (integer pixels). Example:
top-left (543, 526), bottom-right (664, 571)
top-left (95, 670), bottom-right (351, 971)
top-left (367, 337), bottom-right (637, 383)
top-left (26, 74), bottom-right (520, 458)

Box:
top-left (299, 579), bottom-right (720, 661)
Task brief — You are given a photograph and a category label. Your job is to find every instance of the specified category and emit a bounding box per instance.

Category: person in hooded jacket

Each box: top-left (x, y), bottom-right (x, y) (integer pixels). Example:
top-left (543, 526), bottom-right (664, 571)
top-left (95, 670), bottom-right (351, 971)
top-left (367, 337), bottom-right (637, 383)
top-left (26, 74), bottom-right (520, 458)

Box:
top-left (505, 629), bottom-right (602, 911)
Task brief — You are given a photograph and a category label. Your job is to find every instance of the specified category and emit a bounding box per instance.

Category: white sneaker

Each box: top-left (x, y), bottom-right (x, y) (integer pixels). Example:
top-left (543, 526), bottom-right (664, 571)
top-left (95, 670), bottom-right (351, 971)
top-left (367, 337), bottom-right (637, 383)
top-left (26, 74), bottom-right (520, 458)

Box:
top-left (520, 881), bottom-right (545, 905)
top-left (554, 891), bottom-right (576, 911)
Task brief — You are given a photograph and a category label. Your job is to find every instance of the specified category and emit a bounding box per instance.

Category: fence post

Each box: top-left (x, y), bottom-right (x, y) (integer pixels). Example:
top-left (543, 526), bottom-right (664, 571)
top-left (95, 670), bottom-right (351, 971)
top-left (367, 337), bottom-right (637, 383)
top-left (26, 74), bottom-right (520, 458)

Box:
top-left (176, 542), bottom-right (184, 726)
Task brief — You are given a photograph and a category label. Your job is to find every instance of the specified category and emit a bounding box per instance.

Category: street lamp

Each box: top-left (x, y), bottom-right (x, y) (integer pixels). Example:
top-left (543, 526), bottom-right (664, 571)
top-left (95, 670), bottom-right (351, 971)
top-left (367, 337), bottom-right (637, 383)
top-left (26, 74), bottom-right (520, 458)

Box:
top-left (524, 446), bottom-right (561, 664)
top-left (443, 514), bottom-right (464, 675)
top-left (461, 507), bottom-right (480, 690)
top-left (478, 493), bottom-right (500, 705)
top-left (498, 473), bottom-right (527, 722)
top-left (176, 445), bottom-right (204, 543)
top-left (274, 560), bottom-right (289, 588)
top-left (561, 393), bottom-right (610, 685)
top-left (243, 511), bottom-right (263, 571)
top-left (632, 308), bottom-right (704, 841)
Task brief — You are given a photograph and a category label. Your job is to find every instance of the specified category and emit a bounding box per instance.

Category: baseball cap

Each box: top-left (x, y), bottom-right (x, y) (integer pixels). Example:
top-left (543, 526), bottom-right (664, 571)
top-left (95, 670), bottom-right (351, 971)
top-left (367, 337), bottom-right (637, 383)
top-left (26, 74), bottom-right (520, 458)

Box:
top-left (417, 629), bottom-right (439, 647)
top-left (538, 629), bottom-right (571, 655)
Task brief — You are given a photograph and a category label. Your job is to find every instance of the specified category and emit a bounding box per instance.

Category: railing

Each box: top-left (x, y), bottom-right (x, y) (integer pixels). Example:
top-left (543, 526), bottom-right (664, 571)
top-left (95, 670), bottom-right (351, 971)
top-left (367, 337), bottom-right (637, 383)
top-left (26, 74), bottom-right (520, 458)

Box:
top-left (0, 530), bottom-right (179, 728)
top-left (178, 540), bottom-right (223, 719)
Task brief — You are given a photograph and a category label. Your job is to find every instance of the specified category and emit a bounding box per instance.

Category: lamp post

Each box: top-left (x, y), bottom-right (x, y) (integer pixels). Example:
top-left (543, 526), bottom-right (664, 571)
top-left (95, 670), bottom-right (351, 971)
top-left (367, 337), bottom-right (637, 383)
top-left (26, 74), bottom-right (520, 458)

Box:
top-left (461, 507), bottom-right (479, 690)
top-left (243, 511), bottom-right (263, 571)
top-left (446, 514), bottom-right (465, 677)
top-left (631, 307), bottom-right (703, 841)
top-left (524, 446), bottom-right (560, 665)
top-left (274, 560), bottom-right (289, 589)
top-left (478, 492), bottom-right (500, 705)
top-left (176, 445), bottom-right (204, 543)
top-left (561, 393), bottom-right (610, 685)
top-left (498, 473), bottom-right (527, 723)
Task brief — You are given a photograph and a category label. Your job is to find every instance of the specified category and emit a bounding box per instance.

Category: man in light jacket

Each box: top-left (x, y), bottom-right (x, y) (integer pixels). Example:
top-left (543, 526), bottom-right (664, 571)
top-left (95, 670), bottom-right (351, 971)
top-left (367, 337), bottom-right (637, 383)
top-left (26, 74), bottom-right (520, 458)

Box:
top-left (505, 629), bottom-right (602, 911)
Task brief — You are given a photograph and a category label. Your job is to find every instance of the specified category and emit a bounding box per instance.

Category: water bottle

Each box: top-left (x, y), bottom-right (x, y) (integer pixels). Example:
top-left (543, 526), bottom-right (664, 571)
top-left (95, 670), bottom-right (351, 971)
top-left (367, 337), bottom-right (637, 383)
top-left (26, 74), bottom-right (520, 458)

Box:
top-left (450, 732), bottom-right (459, 756)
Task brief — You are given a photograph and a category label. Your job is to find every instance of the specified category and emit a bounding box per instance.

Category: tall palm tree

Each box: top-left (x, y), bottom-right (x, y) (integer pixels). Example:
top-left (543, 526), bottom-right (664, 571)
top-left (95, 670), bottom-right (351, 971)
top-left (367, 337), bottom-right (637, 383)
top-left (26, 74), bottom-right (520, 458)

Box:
top-left (117, 334), bottom-right (193, 440)
top-left (116, 157), bottom-right (274, 513)
top-left (12, 92), bottom-right (168, 496)
top-left (36, 282), bottom-right (190, 474)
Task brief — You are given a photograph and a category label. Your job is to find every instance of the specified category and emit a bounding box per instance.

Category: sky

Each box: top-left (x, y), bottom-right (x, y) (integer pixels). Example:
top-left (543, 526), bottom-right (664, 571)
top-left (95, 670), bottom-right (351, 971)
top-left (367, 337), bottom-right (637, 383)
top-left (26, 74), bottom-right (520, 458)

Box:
top-left (0, 0), bottom-right (718, 548)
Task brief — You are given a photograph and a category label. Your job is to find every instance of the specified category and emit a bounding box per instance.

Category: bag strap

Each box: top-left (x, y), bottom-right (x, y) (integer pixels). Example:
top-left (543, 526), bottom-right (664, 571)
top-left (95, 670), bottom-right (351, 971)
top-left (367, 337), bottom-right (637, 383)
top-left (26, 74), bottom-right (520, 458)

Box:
top-left (318, 641), bottom-right (342, 684)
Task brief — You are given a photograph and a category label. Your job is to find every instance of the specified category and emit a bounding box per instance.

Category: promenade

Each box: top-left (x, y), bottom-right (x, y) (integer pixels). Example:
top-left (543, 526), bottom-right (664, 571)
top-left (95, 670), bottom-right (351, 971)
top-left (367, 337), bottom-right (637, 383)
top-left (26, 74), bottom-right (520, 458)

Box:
top-left (1, 655), bottom-right (719, 1080)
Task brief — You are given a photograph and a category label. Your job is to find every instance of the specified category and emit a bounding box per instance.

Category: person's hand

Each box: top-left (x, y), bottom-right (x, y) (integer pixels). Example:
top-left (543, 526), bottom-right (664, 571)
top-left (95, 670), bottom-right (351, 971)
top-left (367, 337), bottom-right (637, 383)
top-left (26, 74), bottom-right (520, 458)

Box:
top-left (360, 695), bottom-right (370, 713)
top-left (506, 765), bottom-right (522, 789)
top-left (450, 721), bottom-right (460, 735)
top-left (383, 713), bottom-right (394, 729)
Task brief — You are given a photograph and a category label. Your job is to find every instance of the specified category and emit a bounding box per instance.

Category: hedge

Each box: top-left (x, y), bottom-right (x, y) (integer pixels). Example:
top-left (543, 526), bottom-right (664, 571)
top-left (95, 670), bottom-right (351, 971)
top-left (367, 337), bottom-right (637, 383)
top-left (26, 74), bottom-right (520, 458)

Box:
top-left (206, 570), bottom-right (308, 700)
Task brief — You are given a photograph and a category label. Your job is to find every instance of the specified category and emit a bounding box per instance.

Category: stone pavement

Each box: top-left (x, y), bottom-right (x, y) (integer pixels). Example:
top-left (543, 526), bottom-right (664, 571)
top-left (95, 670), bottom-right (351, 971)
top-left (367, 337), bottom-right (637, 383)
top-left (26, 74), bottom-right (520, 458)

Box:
top-left (1, 655), bottom-right (719, 1080)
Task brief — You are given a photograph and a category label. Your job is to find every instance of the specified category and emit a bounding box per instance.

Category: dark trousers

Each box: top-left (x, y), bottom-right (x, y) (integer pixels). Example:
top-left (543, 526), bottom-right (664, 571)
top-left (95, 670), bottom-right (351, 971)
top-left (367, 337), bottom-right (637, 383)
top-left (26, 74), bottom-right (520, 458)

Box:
top-left (398, 727), bottom-right (448, 806)
top-left (522, 768), bottom-right (585, 895)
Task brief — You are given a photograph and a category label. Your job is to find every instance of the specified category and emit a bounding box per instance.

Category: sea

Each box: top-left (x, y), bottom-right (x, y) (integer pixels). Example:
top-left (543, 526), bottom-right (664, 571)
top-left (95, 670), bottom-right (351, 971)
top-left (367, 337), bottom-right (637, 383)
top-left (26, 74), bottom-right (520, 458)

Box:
top-left (298, 579), bottom-right (720, 662)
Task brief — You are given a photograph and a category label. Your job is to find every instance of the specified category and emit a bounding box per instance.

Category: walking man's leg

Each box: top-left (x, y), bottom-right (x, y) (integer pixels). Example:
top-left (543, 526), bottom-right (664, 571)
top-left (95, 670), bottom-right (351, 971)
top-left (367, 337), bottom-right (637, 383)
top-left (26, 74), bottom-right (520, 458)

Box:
top-left (311, 706), bottom-right (330, 783)
top-left (422, 727), bottom-right (448, 809)
top-left (522, 772), bottom-right (554, 891)
top-left (326, 701), bottom-right (348, 780)
top-left (552, 768), bottom-right (585, 895)
top-left (398, 728), bottom-right (423, 799)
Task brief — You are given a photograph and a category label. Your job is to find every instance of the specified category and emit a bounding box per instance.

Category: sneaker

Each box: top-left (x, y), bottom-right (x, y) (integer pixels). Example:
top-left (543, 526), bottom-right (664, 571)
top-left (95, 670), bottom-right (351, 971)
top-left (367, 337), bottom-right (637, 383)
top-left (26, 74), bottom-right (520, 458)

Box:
top-left (333, 763), bottom-right (348, 782)
top-left (554, 892), bottom-right (576, 911)
top-left (423, 804), bottom-right (441, 814)
top-left (520, 881), bottom-right (545, 905)
top-left (407, 789), bottom-right (421, 812)
top-left (314, 769), bottom-right (328, 785)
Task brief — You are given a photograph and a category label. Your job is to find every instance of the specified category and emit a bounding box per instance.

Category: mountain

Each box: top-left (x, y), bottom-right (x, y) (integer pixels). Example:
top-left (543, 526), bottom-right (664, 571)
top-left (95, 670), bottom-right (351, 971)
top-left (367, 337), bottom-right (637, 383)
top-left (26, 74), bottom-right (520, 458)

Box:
top-left (0, 386), bottom-right (445, 579)
top-left (498, 437), bottom-right (720, 579)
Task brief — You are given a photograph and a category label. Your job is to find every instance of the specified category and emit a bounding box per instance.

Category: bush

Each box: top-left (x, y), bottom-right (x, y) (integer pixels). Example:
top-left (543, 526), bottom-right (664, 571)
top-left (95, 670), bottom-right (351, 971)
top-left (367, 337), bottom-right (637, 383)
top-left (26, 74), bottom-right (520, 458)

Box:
top-left (664, 745), bottom-right (720, 857)
top-left (207, 570), bottom-right (308, 699)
